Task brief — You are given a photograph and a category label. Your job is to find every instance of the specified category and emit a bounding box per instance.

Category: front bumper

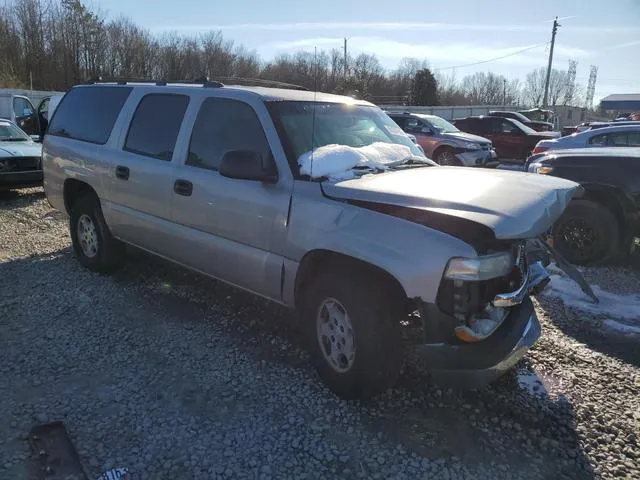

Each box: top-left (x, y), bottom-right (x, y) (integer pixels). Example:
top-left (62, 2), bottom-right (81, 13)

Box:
top-left (0, 170), bottom-right (43, 190)
top-left (455, 148), bottom-right (497, 167)
top-left (416, 297), bottom-right (541, 389)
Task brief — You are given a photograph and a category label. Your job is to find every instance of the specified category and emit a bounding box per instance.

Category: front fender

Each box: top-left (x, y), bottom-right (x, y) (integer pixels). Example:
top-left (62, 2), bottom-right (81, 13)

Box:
top-left (285, 183), bottom-right (476, 303)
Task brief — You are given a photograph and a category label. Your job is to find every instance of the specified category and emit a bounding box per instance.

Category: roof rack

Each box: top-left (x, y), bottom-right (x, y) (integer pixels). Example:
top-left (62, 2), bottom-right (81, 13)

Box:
top-left (84, 76), bottom-right (224, 88)
top-left (213, 77), bottom-right (309, 91)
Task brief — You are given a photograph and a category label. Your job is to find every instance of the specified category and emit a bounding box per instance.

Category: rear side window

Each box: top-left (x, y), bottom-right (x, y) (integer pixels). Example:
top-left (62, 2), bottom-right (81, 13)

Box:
top-left (607, 132), bottom-right (628, 146)
top-left (470, 118), bottom-right (490, 134)
top-left (627, 131), bottom-right (640, 147)
top-left (124, 94), bottom-right (189, 161)
top-left (589, 133), bottom-right (607, 145)
top-left (390, 116), bottom-right (406, 129)
top-left (187, 97), bottom-right (271, 171)
top-left (48, 86), bottom-right (132, 144)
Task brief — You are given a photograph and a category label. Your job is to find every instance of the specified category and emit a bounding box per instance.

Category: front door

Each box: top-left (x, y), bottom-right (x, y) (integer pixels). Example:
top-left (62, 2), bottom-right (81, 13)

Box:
top-left (170, 96), bottom-right (292, 301)
top-left (489, 118), bottom-right (525, 160)
top-left (404, 117), bottom-right (438, 157)
top-left (13, 97), bottom-right (39, 136)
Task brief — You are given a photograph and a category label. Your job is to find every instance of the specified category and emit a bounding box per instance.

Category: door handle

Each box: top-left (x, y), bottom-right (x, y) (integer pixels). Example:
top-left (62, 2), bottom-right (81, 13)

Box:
top-left (115, 165), bottom-right (130, 180)
top-left (174, 179), bottom-right (193, 196)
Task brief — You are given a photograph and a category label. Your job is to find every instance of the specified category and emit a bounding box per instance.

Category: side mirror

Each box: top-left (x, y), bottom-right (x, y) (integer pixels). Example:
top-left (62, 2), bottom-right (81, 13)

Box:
top-left (219, 150), bottom-right (277, 183)
top-left (30, 134), bottom-right (42, 143)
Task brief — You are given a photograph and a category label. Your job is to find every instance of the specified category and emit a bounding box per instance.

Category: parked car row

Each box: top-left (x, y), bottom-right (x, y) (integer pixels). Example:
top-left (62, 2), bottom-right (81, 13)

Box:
top-left (0, 93), bottom-right (62, 190)
top-left (387, 112), bottom-right (496, 166)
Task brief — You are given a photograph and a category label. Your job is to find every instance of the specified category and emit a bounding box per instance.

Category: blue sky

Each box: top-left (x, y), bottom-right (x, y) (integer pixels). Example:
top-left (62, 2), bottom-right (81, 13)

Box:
top-left (97, 0), bottom-right (639, 102)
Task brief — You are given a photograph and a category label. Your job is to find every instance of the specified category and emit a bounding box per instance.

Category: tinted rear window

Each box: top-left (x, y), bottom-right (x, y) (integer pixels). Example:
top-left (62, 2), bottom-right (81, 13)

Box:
top-left (48, 86), bottom-right (132, 144)
top-left (124, 94), bottom-right (189, 161)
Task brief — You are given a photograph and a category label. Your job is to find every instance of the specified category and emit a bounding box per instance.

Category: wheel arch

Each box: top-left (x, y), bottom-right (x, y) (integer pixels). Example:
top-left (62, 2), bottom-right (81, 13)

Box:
top-left (293, 249), bottom-right (410, 313)
top-left (580, 184), bottom-right (628, 239)
top-left (63, 178), bottom-right (98, 215)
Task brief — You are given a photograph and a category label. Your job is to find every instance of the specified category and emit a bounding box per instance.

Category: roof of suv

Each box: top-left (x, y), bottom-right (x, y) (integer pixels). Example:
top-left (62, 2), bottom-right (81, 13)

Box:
top-left (76, 83), bottom-right (373, 105)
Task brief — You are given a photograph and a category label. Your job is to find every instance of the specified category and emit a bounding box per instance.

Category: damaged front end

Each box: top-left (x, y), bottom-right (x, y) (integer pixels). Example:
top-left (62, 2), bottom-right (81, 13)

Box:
top-left (436, 241), bottom-right (550, 343)
top-left (417, 238), bottom-right (595, 389)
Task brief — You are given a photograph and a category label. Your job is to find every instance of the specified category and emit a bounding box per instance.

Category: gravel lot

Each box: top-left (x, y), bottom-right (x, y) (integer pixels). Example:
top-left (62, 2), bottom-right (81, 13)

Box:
top-left (1, 187), bottom-right (638, 480)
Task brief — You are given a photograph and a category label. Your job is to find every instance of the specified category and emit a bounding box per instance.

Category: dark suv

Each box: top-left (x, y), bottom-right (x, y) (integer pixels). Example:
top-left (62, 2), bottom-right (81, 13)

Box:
top-left (488, 111), bottom-right (554, 132)
top-left (454, 116), bottom-right (559, 164)
top-left (528, 147), bottom-right (640, 264)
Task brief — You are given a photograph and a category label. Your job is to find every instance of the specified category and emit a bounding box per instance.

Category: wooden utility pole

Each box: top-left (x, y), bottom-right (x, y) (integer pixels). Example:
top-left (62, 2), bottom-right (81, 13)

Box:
top-left (542, 17), bottom-right (560, 107)
top-left (503, 78), bottom-right (507, 105)
top-left (344, 37), bottom-right (348, 79)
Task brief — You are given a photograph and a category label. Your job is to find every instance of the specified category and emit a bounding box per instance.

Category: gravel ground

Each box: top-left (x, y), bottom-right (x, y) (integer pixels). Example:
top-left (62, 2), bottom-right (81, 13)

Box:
top-left (1, 187), bottom-right (638, 480)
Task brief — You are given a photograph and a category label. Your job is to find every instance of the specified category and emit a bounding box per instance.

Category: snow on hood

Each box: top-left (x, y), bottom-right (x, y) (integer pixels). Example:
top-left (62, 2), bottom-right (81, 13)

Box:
top-left (298, 142), bottom-right (416, 180)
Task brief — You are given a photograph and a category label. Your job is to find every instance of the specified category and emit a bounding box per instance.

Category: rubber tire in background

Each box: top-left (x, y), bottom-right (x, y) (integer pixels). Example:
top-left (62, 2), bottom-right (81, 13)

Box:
top-left (551, 199), bottom-right (619, 265)
top-left (434, 147), bottom-right (461, 166)
top-left (301, 270), bottom-right (403, 400)
top-left (70, 195), bottom-right (125, 273)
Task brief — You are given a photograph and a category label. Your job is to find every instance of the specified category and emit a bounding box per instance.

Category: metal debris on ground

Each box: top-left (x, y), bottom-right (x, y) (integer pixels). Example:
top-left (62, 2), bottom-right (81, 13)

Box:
top-left (28, 421), bottom-right (87, 480)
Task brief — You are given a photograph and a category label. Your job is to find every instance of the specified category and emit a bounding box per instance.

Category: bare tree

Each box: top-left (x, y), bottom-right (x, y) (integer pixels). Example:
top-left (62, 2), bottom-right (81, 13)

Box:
top-left (523, 67), bottom-right (575, 107)
top-left (0, 0), bottom-right (532, 108)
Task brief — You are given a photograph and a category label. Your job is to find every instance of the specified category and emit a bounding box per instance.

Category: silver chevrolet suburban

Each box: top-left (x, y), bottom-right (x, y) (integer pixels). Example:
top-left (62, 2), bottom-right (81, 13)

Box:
top-left (43, 80), bottom-right (583, 399)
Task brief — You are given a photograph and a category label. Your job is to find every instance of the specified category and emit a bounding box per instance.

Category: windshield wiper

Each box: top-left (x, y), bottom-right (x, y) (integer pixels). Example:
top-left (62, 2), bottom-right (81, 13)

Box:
top-left (2, 137), bottom-right (28, 142)
top-left (388, 155), bottom-right (437, 169)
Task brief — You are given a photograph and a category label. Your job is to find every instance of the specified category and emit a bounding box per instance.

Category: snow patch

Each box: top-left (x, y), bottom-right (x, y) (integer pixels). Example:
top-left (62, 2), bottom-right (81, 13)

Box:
top-left (517, 370), bottom-right (548, 397)
top-left (543, 274), bottom-right (640, 321)
top-left (298, 142), bottom-right (414, 180)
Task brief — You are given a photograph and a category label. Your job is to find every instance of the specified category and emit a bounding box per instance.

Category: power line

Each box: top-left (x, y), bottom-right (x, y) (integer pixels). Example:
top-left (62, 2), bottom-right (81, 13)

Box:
top-left (433, 42), bottom-right (549, 71)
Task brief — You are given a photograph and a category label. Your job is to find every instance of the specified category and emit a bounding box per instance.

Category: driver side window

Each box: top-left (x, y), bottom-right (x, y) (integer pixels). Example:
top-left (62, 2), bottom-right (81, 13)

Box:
top-left (405, 117), bottom-right (422, 132)
top-left (499, 119), bottom-right (517, 133)
top-left (187, 97), bottom-right (273, 172)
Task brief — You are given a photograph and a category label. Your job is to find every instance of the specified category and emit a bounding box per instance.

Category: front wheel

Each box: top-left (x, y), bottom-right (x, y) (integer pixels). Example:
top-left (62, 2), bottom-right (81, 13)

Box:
top-left (301, 270), bottom-right (403, 399)
top-left (551, 199), bottom-right (619, 265)
top-left (434, 147), bottom-right (461, 166)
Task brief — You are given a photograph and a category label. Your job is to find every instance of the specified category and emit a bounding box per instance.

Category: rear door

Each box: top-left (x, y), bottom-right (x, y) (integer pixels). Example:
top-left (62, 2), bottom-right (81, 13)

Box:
top-left (104, 91), bottom-right (190, 256)
top-left (169, 95), bottom-right (292, 300)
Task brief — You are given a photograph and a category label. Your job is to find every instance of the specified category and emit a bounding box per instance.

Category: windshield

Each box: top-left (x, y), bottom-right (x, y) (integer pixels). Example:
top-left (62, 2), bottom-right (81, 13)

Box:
top-left (0, 121), bottom-right (30, 141)
top-left (509, 119), bottom-right (537, 135)
top-left (268, 102), bottom-right (425, 177)
top-left (425, 115), bottom-right (459, 133)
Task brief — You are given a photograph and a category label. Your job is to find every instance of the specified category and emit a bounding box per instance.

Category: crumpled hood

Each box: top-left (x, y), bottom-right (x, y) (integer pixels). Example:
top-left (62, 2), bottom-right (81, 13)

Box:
top-left (442, 131), bottom-right (492, 145)
top-left (0, 141), bottom-right (41, 158)
top-left (322, 167), bottom-right (581, 239)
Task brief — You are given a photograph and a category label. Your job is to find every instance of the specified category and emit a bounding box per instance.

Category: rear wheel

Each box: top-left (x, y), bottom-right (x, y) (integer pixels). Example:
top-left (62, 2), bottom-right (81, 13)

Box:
top-left (70, 195), bottom-right (125, 272)
top-left (434, 147), bottom-right (461, 166)
top-left (301, 270), bottom-right (403, 399)
top-left (551, 199), bottom-right (619, 265)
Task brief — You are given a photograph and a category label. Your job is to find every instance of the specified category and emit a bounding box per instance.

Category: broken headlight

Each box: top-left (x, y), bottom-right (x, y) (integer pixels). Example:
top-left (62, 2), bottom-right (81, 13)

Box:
top-left (444, 252), bottom-right (513, 281)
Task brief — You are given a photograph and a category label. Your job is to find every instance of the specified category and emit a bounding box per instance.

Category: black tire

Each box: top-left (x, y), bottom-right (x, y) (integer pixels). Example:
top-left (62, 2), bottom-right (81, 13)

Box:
top-left (551, 199), bottom-right (619, 265)
top-left (434, 147), bottom-right (461, 166)
top-left (69, 194), bottom-right (125, 272)
top-left (300, 270), bottom-right (403, 399)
